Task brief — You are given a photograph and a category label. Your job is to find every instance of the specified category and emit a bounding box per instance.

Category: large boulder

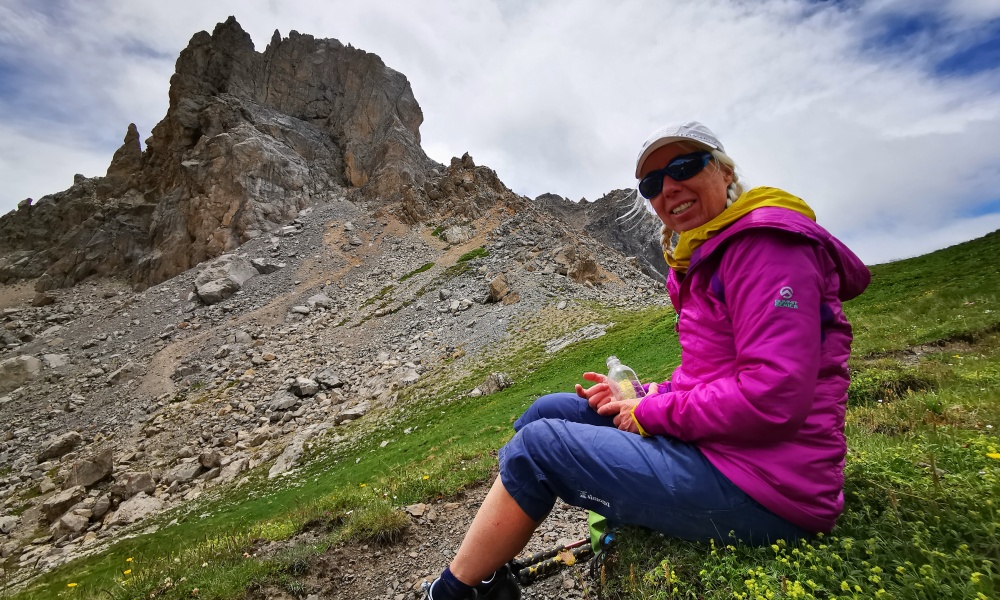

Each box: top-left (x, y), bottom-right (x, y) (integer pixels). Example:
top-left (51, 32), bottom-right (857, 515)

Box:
top-left (0, 355), bottom-right (42, 393)
top-left (269, 390), bottom-right (300, 411)
top-left (108, 492), bottom-right (163, 526)
top-left (163, 462), bottom-right (202, 485)
top-left (51, 513), bottom-right (89, 536)
top-left (41, 486), bottom-right (86, 522)
top-left (487, 274), bottom-right (511, 303)
top-left (334, 401), bottom-right (369, 425)
top-left (553, 245), bottom-right (606, 286)
top-left (194, 254), bottom-right (258, 304)
top-left (65, 448), bottom-right (114, 488)
top-left (36, 431), bottom-right (83, 463)
top-left (478, 372), bottom-right (513, 396)
top-left (123, 472), bottom-right (156, 498)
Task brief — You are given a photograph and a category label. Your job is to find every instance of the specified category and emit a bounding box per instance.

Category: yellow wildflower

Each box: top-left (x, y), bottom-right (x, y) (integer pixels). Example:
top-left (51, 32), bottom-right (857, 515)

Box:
top-left (126, 557), bottom-right (133, 562)
top-left (359, 483), bottom-right (366, 487)
top-left (422, 475), bottom-right (429, 480)
top-left (987, 453), bottom-right (1000, 460)
top-left (123, 569), bottom-right (132, 575)
top-left (841, 581), bottom-right (850, 592)
top-left (67, 583), bottom-right (78, 588)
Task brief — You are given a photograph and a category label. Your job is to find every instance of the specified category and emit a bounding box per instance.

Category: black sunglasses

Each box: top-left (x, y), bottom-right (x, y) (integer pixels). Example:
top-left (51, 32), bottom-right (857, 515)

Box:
top-left (638, 151), bottom-right (713, 199)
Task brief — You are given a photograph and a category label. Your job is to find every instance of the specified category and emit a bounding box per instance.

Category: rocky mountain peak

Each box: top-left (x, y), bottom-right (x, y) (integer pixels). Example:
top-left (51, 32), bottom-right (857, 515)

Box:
top-left (536, 189), bottom-right (668, 280)
top-left (0, 17), bottom-right (446, 292)
top-left (105, 123), bottom-right (142, 181)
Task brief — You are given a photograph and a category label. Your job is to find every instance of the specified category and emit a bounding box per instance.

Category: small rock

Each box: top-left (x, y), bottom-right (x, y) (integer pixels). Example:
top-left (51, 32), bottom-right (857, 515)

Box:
top-left (0, 515), bottom-right (19, 534)
top-left (334, 402), bottom-right (370, 424)
top-left (293, 377), bottom-right (319, 397)
top-left (199, 451), bottom-right (222, 469)
top-left (269, 391), bottom-right (299, 411)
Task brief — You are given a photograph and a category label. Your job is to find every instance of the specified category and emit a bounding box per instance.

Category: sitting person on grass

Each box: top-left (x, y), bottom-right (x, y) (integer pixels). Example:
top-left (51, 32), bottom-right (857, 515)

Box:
top-left (423, 121), bottom-right (871, 600)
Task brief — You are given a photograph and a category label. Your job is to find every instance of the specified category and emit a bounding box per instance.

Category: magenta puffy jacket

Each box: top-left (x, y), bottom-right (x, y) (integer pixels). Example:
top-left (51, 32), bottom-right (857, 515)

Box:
top-left (633, 205), bottom-right (871, 533)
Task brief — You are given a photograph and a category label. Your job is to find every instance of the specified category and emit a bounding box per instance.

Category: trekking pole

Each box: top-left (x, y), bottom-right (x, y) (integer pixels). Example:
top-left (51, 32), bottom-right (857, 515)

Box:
top-left (510, 538), bottom-right (593, 586)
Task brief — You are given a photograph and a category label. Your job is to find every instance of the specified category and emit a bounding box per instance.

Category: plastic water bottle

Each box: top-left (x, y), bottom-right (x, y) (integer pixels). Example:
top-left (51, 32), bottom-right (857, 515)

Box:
top-left (606, 356), bottom-right (646, 402)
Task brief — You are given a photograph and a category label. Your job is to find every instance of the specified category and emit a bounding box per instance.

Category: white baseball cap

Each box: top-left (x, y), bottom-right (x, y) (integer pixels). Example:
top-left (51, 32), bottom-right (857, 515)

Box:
top-left (635, 121), bottom-right (725, 178)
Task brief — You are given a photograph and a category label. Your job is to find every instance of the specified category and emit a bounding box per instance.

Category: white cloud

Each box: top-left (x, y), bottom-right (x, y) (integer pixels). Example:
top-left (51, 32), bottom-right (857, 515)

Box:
top-left (845, 212), bottom-right (1000, 264)
top-left (1, 0), bottom-right (998, 265)
top-left (0, 123), bottom-right (111, 209)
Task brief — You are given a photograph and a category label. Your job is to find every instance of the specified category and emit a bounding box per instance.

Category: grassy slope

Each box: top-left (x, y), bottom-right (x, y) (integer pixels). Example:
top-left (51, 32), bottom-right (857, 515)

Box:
top-left (15, 231), bottom-right (1000, 599)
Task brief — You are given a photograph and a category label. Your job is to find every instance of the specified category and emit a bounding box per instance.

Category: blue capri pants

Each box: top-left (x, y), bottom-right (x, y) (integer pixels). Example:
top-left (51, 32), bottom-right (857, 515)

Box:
top-left (498, 393), bottom-right (810, 545)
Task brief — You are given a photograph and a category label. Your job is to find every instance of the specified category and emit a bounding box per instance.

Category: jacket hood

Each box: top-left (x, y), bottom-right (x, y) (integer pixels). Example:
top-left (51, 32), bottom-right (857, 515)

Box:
top-left (696, 204), bottom-right (870, 301)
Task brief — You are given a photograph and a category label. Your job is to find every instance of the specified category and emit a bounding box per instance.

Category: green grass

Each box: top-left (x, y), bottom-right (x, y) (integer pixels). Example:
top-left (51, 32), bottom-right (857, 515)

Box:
top-left (845, 230), bottom-right (1000, 356)
top-left (358, 284), bottom-right (394, 309)
top-left (399, 262), bottom-right (434, 282)
top-left (15, 229), bottom-right (1000, 600)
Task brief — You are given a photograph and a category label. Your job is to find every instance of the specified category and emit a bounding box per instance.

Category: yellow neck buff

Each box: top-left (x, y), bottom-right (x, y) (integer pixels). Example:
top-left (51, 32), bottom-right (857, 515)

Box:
top-left (665, 187), bottom-right (816, 273)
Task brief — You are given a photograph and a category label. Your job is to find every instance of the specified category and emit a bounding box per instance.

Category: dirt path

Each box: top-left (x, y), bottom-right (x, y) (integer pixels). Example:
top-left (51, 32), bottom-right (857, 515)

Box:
top-left (0, 281), bottom-right (35, 310)
top-left (251, 480), bottom-right (599, 600)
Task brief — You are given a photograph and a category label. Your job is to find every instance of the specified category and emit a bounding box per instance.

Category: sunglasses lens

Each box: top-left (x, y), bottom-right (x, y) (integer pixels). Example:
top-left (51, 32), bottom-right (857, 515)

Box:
top-left (638, 152), bottom-right (710, 199)
top-left (669, 157), bottom-right (703, 181)
top-left (638, 175), bottom-right (663, 199)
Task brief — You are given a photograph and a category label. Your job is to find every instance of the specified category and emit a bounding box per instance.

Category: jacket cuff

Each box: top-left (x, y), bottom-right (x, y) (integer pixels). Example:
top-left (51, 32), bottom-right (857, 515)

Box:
top-left (630, 405), bottom-right (651, 437)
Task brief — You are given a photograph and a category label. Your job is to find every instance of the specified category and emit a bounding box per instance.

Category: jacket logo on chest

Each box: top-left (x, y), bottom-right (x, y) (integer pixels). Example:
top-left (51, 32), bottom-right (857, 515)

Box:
top-left (775, 286), bottom-right (799, 309)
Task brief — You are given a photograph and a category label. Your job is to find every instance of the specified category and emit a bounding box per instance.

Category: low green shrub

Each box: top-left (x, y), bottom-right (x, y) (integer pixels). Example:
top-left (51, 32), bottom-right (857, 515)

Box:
top-left (458, 247), bottom-right (488, 262)
top-left (849, 360), bottom-right (937, 405)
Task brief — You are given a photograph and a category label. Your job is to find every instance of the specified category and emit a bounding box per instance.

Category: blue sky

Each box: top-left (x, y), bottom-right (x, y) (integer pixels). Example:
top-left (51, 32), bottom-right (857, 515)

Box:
top-left (1, 0), bottom-right (999, 265)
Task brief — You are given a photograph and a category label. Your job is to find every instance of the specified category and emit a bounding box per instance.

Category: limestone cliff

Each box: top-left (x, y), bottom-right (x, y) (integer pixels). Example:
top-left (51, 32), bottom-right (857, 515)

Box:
top-left (0, 17), bottom-right (456, 290)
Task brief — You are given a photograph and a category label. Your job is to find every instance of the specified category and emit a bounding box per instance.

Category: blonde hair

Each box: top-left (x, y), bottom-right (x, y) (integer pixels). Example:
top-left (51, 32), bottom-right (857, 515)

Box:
top-left (621, 143), bottom-right (744, 259)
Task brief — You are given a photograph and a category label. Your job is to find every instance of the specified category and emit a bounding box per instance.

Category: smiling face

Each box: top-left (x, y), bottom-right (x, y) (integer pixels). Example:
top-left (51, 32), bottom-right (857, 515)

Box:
top-left (639, 143), bottom-right (733, 232)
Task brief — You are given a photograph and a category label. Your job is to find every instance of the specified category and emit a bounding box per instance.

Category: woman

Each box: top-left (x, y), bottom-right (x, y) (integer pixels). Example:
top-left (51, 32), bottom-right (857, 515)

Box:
top-left (423, 121), bottom-right (870, 600)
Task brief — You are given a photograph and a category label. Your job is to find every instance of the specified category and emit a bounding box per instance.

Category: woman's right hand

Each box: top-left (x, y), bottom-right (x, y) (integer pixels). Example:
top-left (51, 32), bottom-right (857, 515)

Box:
top-left (575, 372), bottom-right (613, 411)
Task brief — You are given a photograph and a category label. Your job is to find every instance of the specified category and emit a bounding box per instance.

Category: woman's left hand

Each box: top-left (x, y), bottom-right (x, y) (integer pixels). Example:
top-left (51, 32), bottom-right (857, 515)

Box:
top-left (603, 399), bottom-right (641, 433)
